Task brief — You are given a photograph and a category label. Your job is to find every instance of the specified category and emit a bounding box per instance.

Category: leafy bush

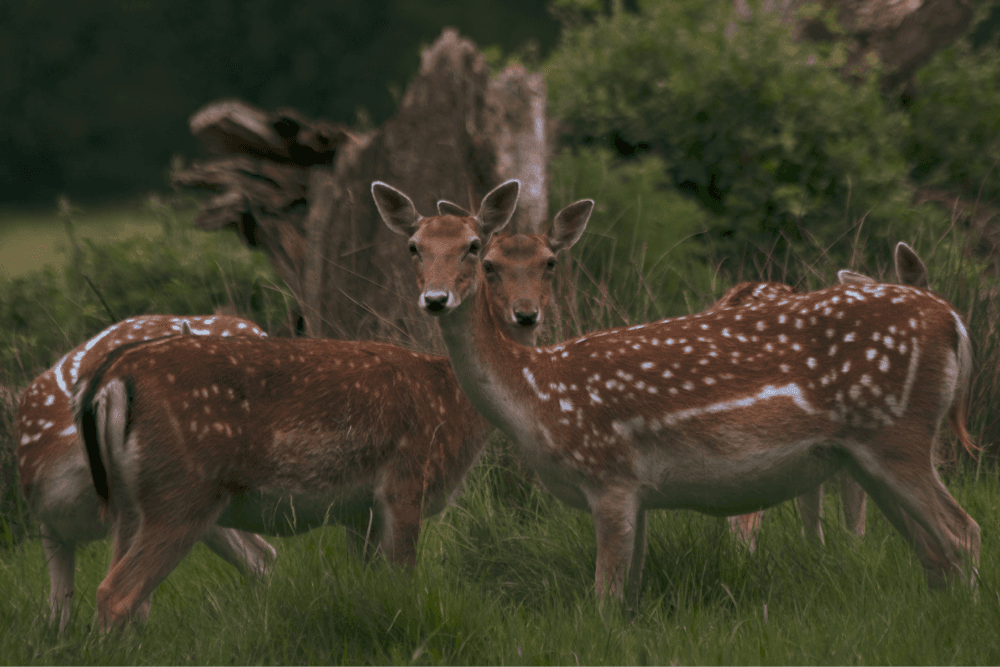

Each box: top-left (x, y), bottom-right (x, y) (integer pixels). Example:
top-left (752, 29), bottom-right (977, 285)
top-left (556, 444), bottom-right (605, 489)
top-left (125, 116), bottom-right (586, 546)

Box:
top-left (549, 145), bottom-right (717, 324)
top-left (545, 0), bottom-right (951, 274)
top-left (906, 41), bottom-right (1000, 205)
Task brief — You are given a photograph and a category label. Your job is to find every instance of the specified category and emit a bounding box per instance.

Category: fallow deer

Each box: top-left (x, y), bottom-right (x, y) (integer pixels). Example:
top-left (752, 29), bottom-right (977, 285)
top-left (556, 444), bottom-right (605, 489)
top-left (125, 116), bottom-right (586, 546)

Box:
top-left (373, 179), bottom-right (980, 606)
top-left (17, 314), bottom-right (277, 632)
top-left (726, 243), bottom-right (950, 551)
top-left (69, 203), bottom-right (584, 629)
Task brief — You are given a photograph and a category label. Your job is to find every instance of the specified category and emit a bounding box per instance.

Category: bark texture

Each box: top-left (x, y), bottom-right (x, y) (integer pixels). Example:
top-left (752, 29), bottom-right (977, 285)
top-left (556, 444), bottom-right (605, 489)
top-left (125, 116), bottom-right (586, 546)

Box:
top-left (173, 29), bottom-right (550, 348)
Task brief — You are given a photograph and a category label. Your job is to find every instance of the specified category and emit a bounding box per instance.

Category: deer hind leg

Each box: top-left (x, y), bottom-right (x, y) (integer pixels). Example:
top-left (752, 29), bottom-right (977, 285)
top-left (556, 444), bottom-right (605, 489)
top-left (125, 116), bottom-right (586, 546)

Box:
top-left (588, 485), bottom-right (642, 603)
top-left (727, 512), bottom-right (762, 552)
top-left (845, 439), bottom-right (979, 588)
top-left (41, 524), bottom-right (75, 633)
top-left (200, 526), bottom-right (277, 578)
top-left (97, 511), bottom-right (216, 631)
top-left (838, 471), bottom-right (867, 537)
top-left (795, 486), bottom-right (825, 545)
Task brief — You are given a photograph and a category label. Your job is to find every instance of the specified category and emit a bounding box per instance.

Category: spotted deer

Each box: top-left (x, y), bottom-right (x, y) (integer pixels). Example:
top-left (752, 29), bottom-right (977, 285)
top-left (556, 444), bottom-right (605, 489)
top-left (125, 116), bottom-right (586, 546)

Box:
top-left (69, 205), bottom-right (582, 630)
top-left (726, 243), bottom-right (950, 551)
top-left (16, 314), bottom-right (277, 632)
top-left (373, 179), bottom-right (980, 605)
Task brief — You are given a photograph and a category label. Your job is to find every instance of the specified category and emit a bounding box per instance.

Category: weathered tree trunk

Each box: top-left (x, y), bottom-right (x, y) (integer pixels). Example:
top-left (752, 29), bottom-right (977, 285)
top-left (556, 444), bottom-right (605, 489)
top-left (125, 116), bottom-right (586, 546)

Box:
top-left (732, 0), bottom-right (974, 91)
top-left (173, 29), bottom-right (550, 349)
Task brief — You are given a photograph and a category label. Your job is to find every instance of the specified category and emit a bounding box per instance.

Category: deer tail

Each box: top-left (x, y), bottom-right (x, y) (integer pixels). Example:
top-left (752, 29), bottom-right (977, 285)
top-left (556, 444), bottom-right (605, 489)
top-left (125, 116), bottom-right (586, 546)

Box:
top-left (72, 368), bottom-right (131, 505)
top-left (948, 310), bottom-right (977, 458)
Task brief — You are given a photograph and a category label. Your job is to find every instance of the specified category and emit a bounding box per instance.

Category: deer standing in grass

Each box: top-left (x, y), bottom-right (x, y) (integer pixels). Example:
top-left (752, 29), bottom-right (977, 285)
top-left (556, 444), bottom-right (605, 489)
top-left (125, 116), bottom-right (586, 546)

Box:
top-left (724, 243), bottom-right (940, 550)
top-left (373, 179), bottom-right (979, 605)
top-left (17, 314), bottom-right (277, 632)
top-left (70, 199), bottom-right (588, 630)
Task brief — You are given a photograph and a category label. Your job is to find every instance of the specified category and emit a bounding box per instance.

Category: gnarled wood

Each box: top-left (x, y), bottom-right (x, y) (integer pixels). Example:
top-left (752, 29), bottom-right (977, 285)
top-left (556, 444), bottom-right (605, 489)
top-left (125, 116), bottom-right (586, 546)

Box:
top-left (173, 29), bottom-right (550, 348)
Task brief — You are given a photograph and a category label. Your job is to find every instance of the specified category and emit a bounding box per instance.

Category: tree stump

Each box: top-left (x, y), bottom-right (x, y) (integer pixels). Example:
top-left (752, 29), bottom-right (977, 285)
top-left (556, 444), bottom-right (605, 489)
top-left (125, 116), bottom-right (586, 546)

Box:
top-left (173, 29), bottom-right (550, 349)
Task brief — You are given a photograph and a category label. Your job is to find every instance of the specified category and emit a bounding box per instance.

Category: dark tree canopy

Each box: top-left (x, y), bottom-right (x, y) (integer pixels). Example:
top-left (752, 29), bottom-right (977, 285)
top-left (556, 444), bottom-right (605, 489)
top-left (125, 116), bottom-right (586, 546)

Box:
top-left (0, 0), bottom-right (558, 204)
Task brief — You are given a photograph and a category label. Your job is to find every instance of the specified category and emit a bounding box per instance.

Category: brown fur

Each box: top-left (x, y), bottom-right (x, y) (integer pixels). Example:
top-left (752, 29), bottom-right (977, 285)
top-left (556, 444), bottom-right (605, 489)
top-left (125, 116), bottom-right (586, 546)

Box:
top-left (73, 226), bottom-right (563, 630)
top-left (16, 314), bottom-right (276, 632)
top-left (373, 180), bottom-right (980, 608)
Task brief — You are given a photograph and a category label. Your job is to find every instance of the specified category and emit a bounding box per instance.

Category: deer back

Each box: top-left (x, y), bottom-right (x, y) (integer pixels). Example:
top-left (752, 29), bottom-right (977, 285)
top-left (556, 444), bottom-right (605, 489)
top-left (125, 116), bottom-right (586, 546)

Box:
top-left (75, 334), bottom-right (489, 520)
top-left (488, 282), bottom-right (968, 482)
top-left (17, 315), bottom-right (265, 502)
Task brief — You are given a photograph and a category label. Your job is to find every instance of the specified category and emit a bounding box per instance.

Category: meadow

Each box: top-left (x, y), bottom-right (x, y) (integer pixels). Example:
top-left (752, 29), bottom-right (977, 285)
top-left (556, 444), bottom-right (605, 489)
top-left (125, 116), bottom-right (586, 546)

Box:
top-left (1, 449), bottom-right (998, 664)
top-left (1, 200), bottom-right (998, 664)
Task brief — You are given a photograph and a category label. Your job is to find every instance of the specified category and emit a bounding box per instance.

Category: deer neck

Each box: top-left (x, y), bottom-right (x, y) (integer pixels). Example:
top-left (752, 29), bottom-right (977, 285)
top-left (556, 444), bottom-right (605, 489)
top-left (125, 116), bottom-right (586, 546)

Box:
top-left (436, 276), bottom-right (536, 442)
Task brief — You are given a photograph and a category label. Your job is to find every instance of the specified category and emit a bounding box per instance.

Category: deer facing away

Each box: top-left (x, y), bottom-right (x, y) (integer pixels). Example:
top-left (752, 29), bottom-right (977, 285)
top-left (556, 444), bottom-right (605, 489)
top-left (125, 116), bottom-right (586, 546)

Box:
top-left (17, 314), bottom-right (277, 632)
top-left (70, 200), bottom-right (587, 630)
top-left (372, 178), bottom-right (979, 605)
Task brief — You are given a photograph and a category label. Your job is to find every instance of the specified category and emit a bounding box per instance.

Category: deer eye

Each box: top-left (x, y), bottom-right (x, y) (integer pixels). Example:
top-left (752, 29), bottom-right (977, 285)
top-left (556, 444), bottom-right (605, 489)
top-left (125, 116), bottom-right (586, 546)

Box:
top-left (482, 260), bottom-right (495, 274)
top-left (546, 258), bottom-right (557, 270)
top-left (408, 243), bottom-right (418, 256)
top-left (469, 239), bottom-right (481, 255)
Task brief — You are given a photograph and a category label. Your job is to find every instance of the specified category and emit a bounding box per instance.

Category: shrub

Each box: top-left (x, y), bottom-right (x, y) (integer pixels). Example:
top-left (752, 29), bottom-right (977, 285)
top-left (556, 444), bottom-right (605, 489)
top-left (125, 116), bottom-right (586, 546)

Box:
top-left (905, 41), bottom-right (1000, 206)
top-left (0, 200), bottom-right (287, 383)
top-left (545, 0), bottom-right (951, 274)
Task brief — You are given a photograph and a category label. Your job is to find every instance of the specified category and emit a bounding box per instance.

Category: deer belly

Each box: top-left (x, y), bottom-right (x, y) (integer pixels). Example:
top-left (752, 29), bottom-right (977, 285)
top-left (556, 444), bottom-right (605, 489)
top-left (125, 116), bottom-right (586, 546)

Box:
top-left (532, 463), bottom-right (591, 510)
top-left (637, 437), bottom-right (845, 515)
top-left (217, 487), bottom-right (374, 536)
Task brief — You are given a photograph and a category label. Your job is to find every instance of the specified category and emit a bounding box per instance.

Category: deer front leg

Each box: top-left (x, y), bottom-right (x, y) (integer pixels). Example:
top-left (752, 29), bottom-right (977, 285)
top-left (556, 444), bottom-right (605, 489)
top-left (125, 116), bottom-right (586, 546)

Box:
top-left (376, 487), bottom-right (423, 569)
top-left (839, 472), bottom-right (867, 537)
top-left (727, 512), bottom-right (762, 552)
top-left (589, 485), bottom-right (641, 603)
top-left (626, 508), bottom-right (647, 612)
top-left (41, 524), bottom-right (75, 633)
top-left (796, 486), bottom-right (825, 545)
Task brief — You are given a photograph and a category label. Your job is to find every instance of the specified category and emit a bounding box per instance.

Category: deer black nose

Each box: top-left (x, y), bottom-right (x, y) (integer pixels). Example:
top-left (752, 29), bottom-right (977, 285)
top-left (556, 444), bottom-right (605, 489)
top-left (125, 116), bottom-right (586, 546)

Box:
top-left (514, 309), bottom-right (538, 326)
top-left (422, 290), bottom-right (450, 312)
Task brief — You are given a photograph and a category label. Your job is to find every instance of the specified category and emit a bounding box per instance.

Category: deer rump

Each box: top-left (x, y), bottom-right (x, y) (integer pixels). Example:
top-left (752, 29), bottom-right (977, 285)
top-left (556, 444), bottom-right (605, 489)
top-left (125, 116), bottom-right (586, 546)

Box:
top-left (72, 334), bottom-right (484, 539)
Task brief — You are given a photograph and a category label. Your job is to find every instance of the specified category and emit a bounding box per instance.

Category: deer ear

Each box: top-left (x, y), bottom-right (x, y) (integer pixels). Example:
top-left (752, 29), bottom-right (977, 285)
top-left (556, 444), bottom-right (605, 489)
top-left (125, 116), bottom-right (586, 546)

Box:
top-left (895, 242), bottom-right (929, 289)
top-left (477, 180), bottom-right (519, 238)
top-left (549, 199), bottom-right (593, 253)
top-left (437, 200), bottom-right (471, 217)
top-left (372, 182), bottom-right (422, 236)
top-left (837, 269), bottom-right (875, 285)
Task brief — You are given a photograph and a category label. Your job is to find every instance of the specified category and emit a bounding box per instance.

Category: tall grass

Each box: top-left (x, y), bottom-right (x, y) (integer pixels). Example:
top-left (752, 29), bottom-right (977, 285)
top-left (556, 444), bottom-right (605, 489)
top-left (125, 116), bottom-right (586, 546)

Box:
top-left (1, 452), bottom-right (998, 664)
top-left (1, 197), bottom-right (999, 663)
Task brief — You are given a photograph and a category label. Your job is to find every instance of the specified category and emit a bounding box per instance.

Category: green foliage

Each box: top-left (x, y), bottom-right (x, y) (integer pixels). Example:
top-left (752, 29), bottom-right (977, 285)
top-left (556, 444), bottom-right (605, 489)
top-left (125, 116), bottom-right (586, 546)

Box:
top-left (0, 0), bottom-right (558, 203)
top-left (550, 145), bottom-right (717, 323)
top-left (545, 0), bottom-right (950, 274)
top-left (1, 458), bottom-right (999, 663)
top-left (0, 202), bottom-right (286, 383)
top-left (906, 41), bottom-right (1000, 204)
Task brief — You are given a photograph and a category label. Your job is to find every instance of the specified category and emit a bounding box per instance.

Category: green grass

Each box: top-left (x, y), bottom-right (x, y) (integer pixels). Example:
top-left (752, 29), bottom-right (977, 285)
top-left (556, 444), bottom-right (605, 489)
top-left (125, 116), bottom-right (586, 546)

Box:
top-left (1, 199), bottom-right (997, 663)
top-left (2, 452), bottom-right (998, 665)
top-left (0, 202), bottom-right (165, 279)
